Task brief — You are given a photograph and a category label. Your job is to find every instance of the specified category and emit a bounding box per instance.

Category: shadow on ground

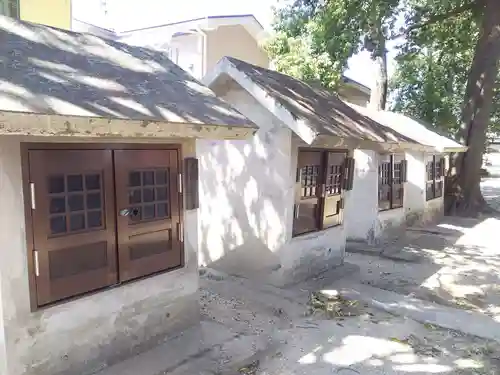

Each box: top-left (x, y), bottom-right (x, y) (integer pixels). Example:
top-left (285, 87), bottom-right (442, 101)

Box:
top-left (340, 178), bottom-right (500, 321)
top-left (344, 214), bottom-right (500, 320)
top-left (200, 267), bottom-right (500, 375)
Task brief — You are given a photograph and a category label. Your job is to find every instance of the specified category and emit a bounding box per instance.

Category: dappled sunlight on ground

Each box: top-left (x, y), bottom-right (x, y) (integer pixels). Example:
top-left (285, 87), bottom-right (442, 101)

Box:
top-left (200, 267), bottom-right (500, 375)
top-left (346, 206), bottom-right (500, 320)
top-left (190, 179), bottom-right (500, 374)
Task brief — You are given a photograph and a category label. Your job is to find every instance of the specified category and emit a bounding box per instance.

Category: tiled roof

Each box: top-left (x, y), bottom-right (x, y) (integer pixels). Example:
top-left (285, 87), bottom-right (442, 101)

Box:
top-left (0, 15), bottom-right (255, 129)
top-left (348, 103), bottom-right (467, 152)
top-left (224, 57), bottom-right (415, 144)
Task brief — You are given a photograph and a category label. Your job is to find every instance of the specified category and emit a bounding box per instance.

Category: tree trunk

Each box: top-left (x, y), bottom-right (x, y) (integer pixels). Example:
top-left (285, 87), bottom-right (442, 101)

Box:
top-left (369, 47), bottom-right (388, 110)
top-left (446, 0), bottom-right (500, 216)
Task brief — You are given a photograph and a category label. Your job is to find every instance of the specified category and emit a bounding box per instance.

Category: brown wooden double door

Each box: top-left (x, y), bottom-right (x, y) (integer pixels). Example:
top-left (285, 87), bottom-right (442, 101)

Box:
top-left (27, 148), bottom-right (182, 307)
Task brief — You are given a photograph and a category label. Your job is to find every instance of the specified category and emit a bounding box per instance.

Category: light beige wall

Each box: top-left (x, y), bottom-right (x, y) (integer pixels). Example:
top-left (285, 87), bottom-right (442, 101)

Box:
top-left (0, 136), bottom-right (200, 375)
top-left (205, 25), bottom-right (269, 73)
top-left (20, 0), bottom-right (71, 29)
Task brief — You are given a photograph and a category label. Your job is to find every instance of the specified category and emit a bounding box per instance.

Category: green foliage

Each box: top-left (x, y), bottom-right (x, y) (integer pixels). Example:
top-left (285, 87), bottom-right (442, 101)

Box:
top-left (269, 0), bottom-right (500, 136)
top-left (265, 30), bottom-right (342, 88)
top-left (265, 0), bottom-right (401, 88)
top-left (390, 7), bottom-right (478, 136)
top-left (391, 0), bottom-right (500, 136)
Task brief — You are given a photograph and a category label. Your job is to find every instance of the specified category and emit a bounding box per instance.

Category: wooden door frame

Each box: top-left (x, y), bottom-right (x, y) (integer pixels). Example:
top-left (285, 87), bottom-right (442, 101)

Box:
top-left (21, 142), bottom-right (184, 311)
top-left (293, 147), bottom-right (349, 237)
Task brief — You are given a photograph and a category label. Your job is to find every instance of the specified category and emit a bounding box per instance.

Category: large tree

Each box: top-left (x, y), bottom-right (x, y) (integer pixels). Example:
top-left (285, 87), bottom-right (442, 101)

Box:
top-left (267, 0), bottom-right (401, 109)
top-left (402, 0), bottom-right (500, 215)
top-left (452, 0), bottom-right (500, 215)
top-left (269, 0), bottom-right (500, 216)
top-left (390, 7), bottom-right (478, 136)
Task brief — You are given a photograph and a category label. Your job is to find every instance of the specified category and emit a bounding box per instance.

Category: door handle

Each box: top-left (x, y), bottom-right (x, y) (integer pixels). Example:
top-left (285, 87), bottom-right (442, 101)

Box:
top-left (119, 207), bottom-right (140, 217)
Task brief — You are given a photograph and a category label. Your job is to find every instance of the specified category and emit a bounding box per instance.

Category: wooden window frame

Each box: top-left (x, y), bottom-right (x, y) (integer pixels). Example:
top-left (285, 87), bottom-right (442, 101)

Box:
top-left (378, 153), bottom-right (407, 211)
top-left (426, 155), bottom-right (445, 201)
top-left (292, 148), bottom-right (354, 237)
top-left (21, 143), bottom-right (185, 311)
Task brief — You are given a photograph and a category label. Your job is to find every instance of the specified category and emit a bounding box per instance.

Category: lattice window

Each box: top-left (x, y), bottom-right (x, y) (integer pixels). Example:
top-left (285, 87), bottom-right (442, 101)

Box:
top-left (435, 160), bottom-right (443, 178)
top-left (426, 156), bottom-right (445, 200)
top-left (378, 154), bottom-right (406, 210)
top-left (128, 169), bottom-right (170, 223)
top-left (325, 164), bottom-right (343, 195)
top-left (393, 162), bottom-right (402, 184)
top-left (379, 162), bottom-right (391, 185)
top-left (48, 173), bottom-right (104, 236)
top-left (426, 161), bottom-right (434, 181)
top-left (300, 165), bottom-right (320, 198)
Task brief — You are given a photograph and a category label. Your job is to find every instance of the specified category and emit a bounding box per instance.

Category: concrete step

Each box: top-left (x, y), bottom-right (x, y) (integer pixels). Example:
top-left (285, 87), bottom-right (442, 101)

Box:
top-left (166, 332), bottom-right (284, 375)
top-left (346, 239), bottom-right (429, 263)
top-left (330, 281), bottom-right (500, 343)
top-left (91, 321), bottom-right (237, 375)
top-left (201, 268), bottom-right (309, 319)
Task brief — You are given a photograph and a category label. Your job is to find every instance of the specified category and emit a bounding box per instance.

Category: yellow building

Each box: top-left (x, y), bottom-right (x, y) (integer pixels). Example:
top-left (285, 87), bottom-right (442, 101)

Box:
top-left (0, 0), bottom-right (71, 29)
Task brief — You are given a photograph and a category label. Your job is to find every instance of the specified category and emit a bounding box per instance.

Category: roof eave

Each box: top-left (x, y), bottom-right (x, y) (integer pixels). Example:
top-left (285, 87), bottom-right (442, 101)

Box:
top-left (312, 134), bottom-right (435, 153)
top-left (203, 57), bottom-right (319, 145)
top-left (0, 110), bottom-right (257, 140)
top-left (443, 146), bottom-right (468, 153)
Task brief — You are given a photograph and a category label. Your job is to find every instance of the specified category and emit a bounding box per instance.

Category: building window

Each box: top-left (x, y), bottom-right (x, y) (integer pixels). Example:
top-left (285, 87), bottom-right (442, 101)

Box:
top-left (378, 153), bottom-right (407, 211)
top-left (293, 149), bottom-right (354, 237)
top-left (0, 0), bottom-right (19, 18)
top-left (426, 156), bottom-right (445, 200)
top-left (165, 46), bottom-right (180, 64)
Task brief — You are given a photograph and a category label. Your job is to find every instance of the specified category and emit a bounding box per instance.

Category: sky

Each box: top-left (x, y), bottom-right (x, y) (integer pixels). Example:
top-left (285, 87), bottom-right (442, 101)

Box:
top-left (73, 0), bottom-right (398, 89)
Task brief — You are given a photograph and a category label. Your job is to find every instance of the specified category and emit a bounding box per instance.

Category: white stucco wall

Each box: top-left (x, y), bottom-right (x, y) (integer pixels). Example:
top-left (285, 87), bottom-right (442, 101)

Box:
top-left (344, 149), bottom-right (379, 241)
top-left (197, 87), bottom-right (345, 286)
top-left (423, 153), bottom-right (445, 224)
top-left (0, 136), bottom-right (200, 375)
top-left (0, 270), bottom-right (6, 375)
top-left (346, 149), bottom-right (437, 243)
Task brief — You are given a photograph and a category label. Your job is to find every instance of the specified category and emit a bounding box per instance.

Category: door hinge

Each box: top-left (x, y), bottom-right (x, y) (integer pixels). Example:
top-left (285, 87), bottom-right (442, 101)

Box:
top-left (34, 250), bottom-right (40, 277)
top-left (178, 173), bottom-right (183, 193)
top-left (30, 182), bottom-right (36, 210)
top-left (294, 203), bottom-right (300, 219)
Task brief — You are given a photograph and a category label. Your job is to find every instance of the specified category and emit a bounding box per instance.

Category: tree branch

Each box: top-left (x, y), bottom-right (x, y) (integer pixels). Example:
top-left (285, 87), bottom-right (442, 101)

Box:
top-left (391, 1), bottom-right (478, 40)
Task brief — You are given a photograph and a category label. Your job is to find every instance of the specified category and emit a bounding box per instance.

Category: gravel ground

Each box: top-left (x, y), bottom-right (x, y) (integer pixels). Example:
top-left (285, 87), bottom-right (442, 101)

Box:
top-left (199, 267), bottom-right (500, 375)
top-left (482, 177), bottom-right (500, 211)
top-left (190, 178), bottom-right (500, 374)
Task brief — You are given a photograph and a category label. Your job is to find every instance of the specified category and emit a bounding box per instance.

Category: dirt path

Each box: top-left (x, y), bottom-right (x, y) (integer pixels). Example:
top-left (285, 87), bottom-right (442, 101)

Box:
top-left (199, 267), bottom-right (500, 375)
top-left (196, 205), bottom-right (500, 374)
top-left (345, 215), bottom-right (500, 321)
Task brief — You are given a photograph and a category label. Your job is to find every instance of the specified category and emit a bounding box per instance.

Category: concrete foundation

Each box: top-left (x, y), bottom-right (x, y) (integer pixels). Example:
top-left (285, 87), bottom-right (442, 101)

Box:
top-left (0, 136), bottom-right (200, 375)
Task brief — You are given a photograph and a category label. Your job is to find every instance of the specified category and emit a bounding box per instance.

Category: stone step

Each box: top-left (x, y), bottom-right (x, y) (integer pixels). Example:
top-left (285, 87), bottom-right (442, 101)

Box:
top-left (330, 281), bottom-right (500, 343)
top-left (91, 321), bottom-right (237, 375)
top-left (166, 332), bottom-right (284, 375)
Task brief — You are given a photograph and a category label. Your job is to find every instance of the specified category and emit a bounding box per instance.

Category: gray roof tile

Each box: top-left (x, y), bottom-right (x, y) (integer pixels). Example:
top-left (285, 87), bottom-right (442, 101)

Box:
top-left (225, 57), bottom-right (415, 143)
top-left (0, 16), bottom-right (254, 128)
